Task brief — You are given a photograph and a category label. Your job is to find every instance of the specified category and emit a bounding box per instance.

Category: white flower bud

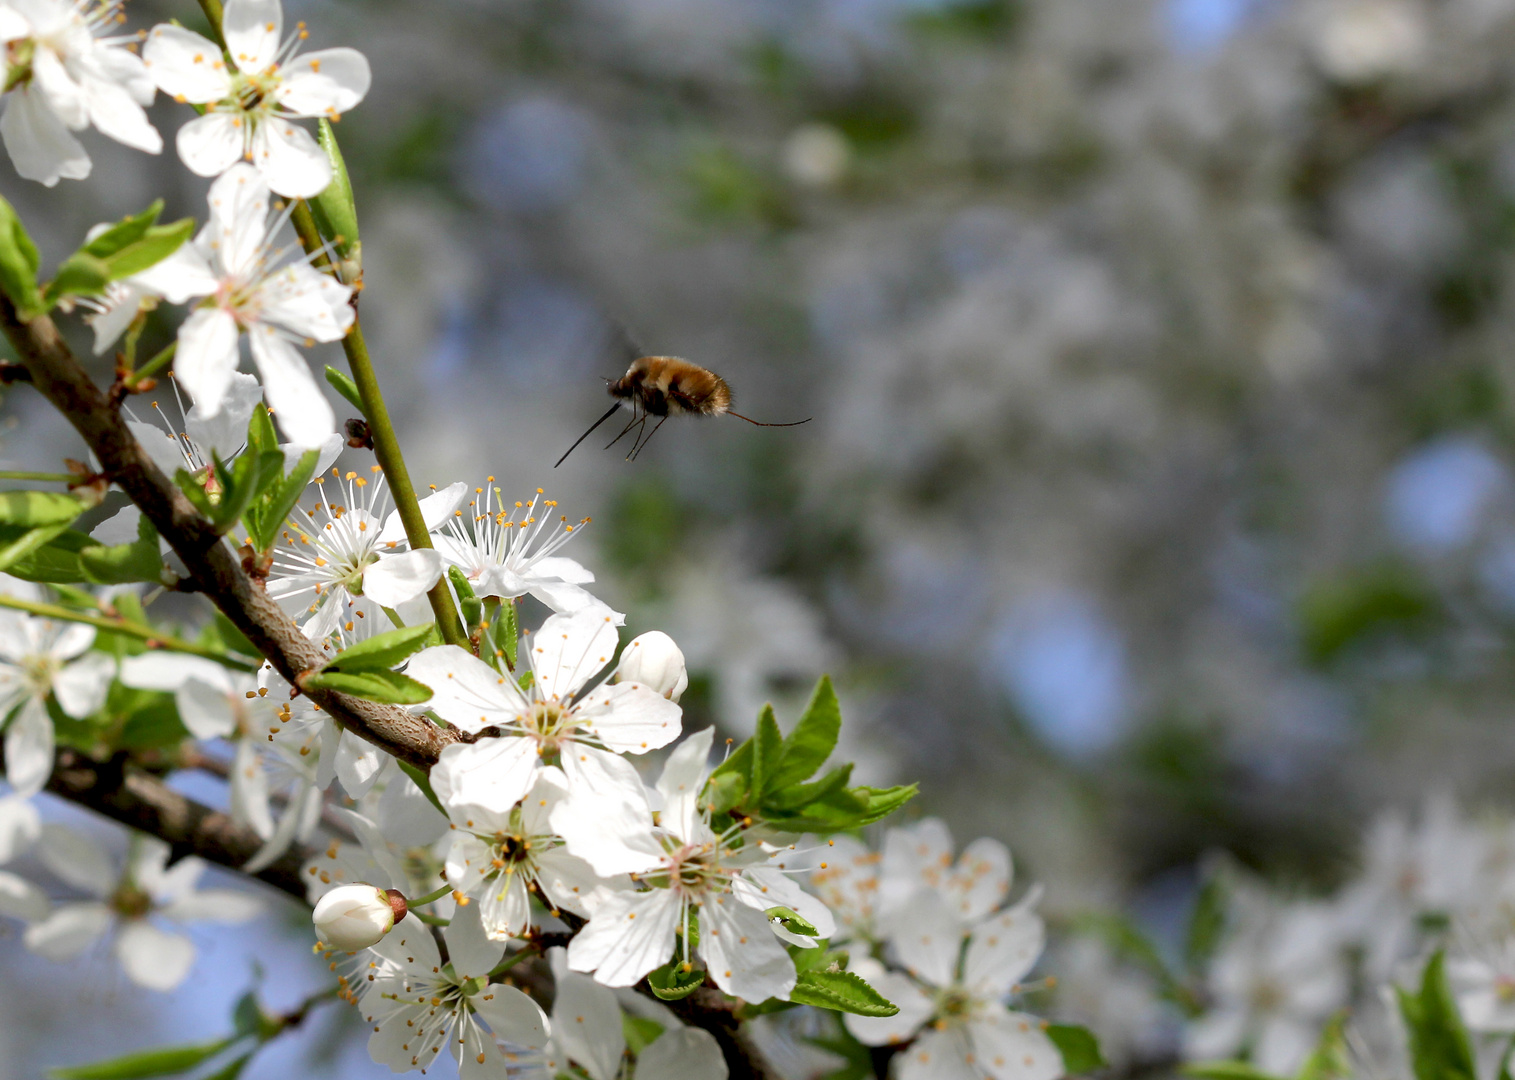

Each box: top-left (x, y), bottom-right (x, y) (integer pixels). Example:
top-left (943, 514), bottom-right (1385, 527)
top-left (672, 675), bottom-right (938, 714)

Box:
top-left (312, 884), bottom-right (401, 952)
top-left (615, 631), bottom-right (689, 702)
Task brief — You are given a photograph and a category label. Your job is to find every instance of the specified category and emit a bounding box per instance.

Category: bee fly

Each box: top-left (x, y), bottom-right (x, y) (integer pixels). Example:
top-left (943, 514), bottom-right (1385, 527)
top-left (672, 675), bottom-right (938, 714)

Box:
top-left (554, 356), bottom-right (811, 467)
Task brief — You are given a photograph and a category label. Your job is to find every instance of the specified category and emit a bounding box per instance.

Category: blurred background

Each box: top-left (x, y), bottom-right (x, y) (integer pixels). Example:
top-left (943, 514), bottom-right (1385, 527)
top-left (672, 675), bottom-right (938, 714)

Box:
top-left (5, 0), bottom-right (1515, 1072)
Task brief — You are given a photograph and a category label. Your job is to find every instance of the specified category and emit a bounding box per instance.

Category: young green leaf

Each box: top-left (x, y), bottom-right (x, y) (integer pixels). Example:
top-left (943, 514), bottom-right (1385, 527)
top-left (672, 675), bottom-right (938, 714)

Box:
top-left (1047, 1024), bottom-right (1106, 1074)
top-left (323, 623), bottom-right (441, 672)
top-left (1182, 1064), bottom-right (1290, 1080)
top-left (79, 513), bottom-right (162, 585)
top-left (648, 961), bottom-right (706, 1000)
top-left (751, 704), bottom-right (783, 798)
top-left (82, 200), bottom-right (162, 259)
top-left (43, 251), bottom-right (111, 307)
top-left (1397, 951), bottom-right (1477, 1080)
top-left (47, 1038), bottom-right (235, 1079)
top-left (498, 599), bottom-right (518, 669)
top-left (0, 194), bottom-right (42, 317)
top-left (302, 669), bottom-right (433, 705)
top-left (311, 119), bottom-right (361, 270)
top-left (0, 490), bottom-right (85, 527)
top-left (0, 521), bottom-right (74, 573)
top-left (1297, 1013), bottom-right (1350, 1080)
top-left (765, 763), bottom-right (854, 811)
top-left (622, 1013), bottom-right (665, 1053)
top-left (767, 906), bottom-right (819, 937)
top-left (246, 404), bottom-right (278, 456)
top-left (768, 675), bottom-right (842, 790)
top-left (787, 969), bottom-right (899, 1016)
top-left (245, 447), bottom-right (319, 553)
top-left (102, 218), bottom-right (194, 280)
top-left (1186, 874), bottom-right (1228, 971)
top-left (324, 366), bottom-right (366, 414)
top-left (449, 566), bottom-right (482, 629)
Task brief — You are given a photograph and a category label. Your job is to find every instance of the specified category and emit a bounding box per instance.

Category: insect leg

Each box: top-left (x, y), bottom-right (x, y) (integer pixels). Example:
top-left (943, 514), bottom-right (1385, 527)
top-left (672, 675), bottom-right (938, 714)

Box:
top-left (629, 415), bottom-right (669, 461)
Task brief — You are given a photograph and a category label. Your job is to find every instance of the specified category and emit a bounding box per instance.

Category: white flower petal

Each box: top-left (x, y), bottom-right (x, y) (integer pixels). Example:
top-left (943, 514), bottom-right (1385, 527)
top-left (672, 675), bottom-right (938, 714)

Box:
top-left (38, 825), bottom-right (119, 899)
top-left (23, 901), bottom-right (112, 960)
top-left (431, 737), bottom-right (539, 820)
top-left (964, 896), bottom-right (1045, 999)
top-left (843, 969), bottom-right (934, 1046)
top-left (114, 920), bottom-right (195, 990)
top-left (733, 868), bottom-right (836, 940)
top-left (248, 328), bottom-right (335, 449)
top-left (444, 899), bottom-right (505, 979)
top-left (142, 24), bottom-right (232, 102)
top-left (889, 889), bottom-right (965, 990)
top-left (369, 912), bottom-right (441, 971)
top-left (552, 751), bottom-right (663, 877)
top-left (274, 48), bottom-right (370, 115)
top-left (0, 793), bottom-right (40, 862)
top-left (638, 1028), bottom-right (728, 1080)
top-left (4, 696), bottom-right (52, 798)
top-left (118, 653), bottom-right (228, 692)
top-left (969, 1011), bottom-right (1064, 1080)
top-left (567, 888), bottom-right (682, 987)
top-left (655, 726), bottom-right (714, 843)
top-left (0, 868), bottom-right (47, 920)
top-left (408, 644), bottom-right (528, 734)
top-left (163, 887), bottom-right (263, 924)
top-left (701, 896), bottom-right (796, 1002)
top-left (53, 651), bottom-right (112, 718)
top-left (174, 306), bottom-right (242, 419)
top-left (88, 284), bottom-right (144, 354)
top-left (131, 242), bottom-right (218, 305)
top-left (897, 1027), bottom-right (980, 1080)
top-left (359, 548), bottom-right (441, 607)
top-left (174, 109), bottom-right (245, 178)
top-left (549, 951), bottom-right (625, 1080)
top-left (174, 678), bottom-right (238, 739)
top-left (32, 46), bottom-right (85, 128)
top-left (228, 738), bottom-right (274, 840)
top-left (251, 118), bottom-right (330, 198)
top-left (206, 162), bottom-right (271, 276)
top-left (472, 983), bottom-right (551, 1051)
top-left (255, 262), bottom-right (353, 343)
top-left (530, 606), bottom-right (619, 702)
top-left (49, 621), bottom-right (96, 661)
top-left (1, 85), bottom-right (89, 186)
top-left (574, 681), bottom-right (682, 755)
top-left (221, 0), bottom-right (282, 76)
top-left (334, 729), bottom-right (383, 797)
top-left (82, 73), bottom-right (161, 153)
top-left (95, 43), bottom-right (158, 107)
top-left (184, 369), bottom-right (262, 460)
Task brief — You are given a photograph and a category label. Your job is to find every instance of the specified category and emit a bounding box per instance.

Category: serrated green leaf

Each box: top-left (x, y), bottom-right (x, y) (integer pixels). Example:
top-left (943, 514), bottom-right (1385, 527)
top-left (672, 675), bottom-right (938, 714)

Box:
top-left (209, 450), bottom-right (284, 535)
top-left (767, 763), bottom-right (854, 811)
top-left (245, 447), bottom-right (319, 553)
top-left (324, 366), bottom-right (365, 414)
top-left (103, 219), bottom-right (194, 280)
top-left (499, 599), bottom-right (518, 669)
top-left (79, 513), bottom-right (161, 585)
top-left (787, 970), bottom-right (898, 1017)
top-left (769, 675), bottom-right (841, 790)
top-left (44, 251), bottom-right (110, 306)
top-left (622, 1013), bottom-right (665, 1053)
top-left (849, 783), bottom-right (917, 825)
top-left (47, 1038), bottom-right (234, 1079)
top-left (0, 490), bottom-right (85, 527)
top-left (790, 943), bottom-right (844, 974)
top-left (1398, 951), bottom-right (1476, 1080)
top-left (648, 961), bottom-right (705, 1000)
top-left (302, 669), bottom-right (433, 704)
top-left (0, 195), bottom-right (42, 317)
top-left (1183, 1064), bottom-right (1290, 1080)
top-left (767, 906), bottom-right (819, 937)
top-left (752, 705), bottom-right (782, 798)
top-left (82, 201), bottom-right (162, 259)
top-left (325, 623), bottom-right (441, 672)
top-left (246, 404), bottom-right (278, 456)
top-left (1047, 1024), bottom-right (1105, 1074)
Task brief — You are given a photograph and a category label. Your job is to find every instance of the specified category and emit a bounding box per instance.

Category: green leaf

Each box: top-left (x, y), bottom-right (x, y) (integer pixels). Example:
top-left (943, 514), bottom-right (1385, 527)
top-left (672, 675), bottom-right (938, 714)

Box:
top-left (311, 119), bottom-right (361, 268)
top-left (790, 942), bottom-right (845, 974)
top-left (648, 961), bottom-right (706, 1000)
top-left (197, 1051), bottom-right (256, 1080)
top-left (245, 447), bottom-right (319, 553)
top-left (1047, 1025), bottom-right (1106, 1074)
top-left (769, 675), bottom-right (841, 790)
top-left (79, 513), bottom-right (162, 585)
top-left (1297, 1013), bottom-right (1350, 1080)
top-left (209, 450), bottom-right (285, 535)
top-left (324, 366), bottom-right (365, 414)
top-left (0, 490), bottom-right (85, 527)
top-left (499, 599), bottom-right (518, 669)
top-left (1182, 1064), bottom-right (1290, 1080)
top-left (0, 521), bottom-right (73, 573)
top-left (397, 760), bottom-right (447, 818)
top-left (1397, 951), bottom-right (1477, 1080)
top-left (246, 404), bottom-right (278, 456)
top-left (706, 770), bottom-right (747, 815)
top-left (48, 1039), bottom-right (234, 1079)
top-left (751, 704), bottom-right (783, 798)
top-left (767, 906), bottom-right (819, 937)
top-left (302, 669), bottom-right (433, 705)
top-left (806, 1033), bottom-right (874, 1080)
top-left (0, 195), bottom-right (42, 317)
top-left (43, 251), bottom-right (111, 306)
top-left (849, 784), bottom-right (917, 825)
top-left (766, 763), bottom-right (854, 811)
top-left (787, 970), bottom-right (898, 1017)
top-left (102, 218), bottom-right (194, 280)
top-left (622, 1013), bottom-right (665, 1054)
top-left (324, 623), bottom-right (440, 673)
top-left (82, 201), bottom-right (162, 259)
top-left (1186, 874), bottom-right (1228, 971)
top-left (119, 698), bottom-right (191, 749)
top-left (449, 566), bottom-right (482, 630)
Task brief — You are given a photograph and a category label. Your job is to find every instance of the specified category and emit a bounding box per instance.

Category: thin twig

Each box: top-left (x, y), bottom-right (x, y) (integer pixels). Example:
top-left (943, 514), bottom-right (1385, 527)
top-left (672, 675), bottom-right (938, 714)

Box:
top-left (0, 593), bottom-right (259, 670)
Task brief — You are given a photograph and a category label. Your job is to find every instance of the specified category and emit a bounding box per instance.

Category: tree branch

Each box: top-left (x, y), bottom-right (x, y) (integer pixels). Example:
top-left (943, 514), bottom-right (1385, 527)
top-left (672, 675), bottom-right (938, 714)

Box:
top-left (0, 296), bottom-right (460, 773)
top-left (46, 749), bottom-right (311, 900)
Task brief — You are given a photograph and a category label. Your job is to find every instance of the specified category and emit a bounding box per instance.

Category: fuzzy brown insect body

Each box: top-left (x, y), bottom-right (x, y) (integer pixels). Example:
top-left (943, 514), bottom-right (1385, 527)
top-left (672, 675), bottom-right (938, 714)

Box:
top-left (554, 356), bottom-right (809, 467)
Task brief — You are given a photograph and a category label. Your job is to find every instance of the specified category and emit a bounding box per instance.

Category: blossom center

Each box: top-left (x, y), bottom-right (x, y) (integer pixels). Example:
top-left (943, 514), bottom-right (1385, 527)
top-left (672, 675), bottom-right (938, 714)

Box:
top-left (110, 881), bottom-right (152, 920)
top-left (20, 653), bottom-right (58, 696)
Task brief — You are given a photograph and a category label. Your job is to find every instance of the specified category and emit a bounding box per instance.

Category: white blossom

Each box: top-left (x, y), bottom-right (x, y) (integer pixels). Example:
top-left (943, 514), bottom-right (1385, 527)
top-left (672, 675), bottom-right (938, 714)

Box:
top-left (24, 829), bottom-right (260, 990)
top-left (0, 0), bottom-right (160, 186)
top-left (407, 605), bottom-right (682, 809)
top-left (143, 0), bottom-right (369, 197)
top-left (313, 883), bottom-right (397, 952)
top-left (0, 584), bottom-right (114, 797)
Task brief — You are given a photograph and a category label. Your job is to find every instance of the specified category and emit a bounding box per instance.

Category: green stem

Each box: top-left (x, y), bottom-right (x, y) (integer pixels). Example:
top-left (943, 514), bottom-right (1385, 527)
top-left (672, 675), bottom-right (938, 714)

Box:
top-left (287, 202), bottom-right (467, 648)
top-left (487, 945), bottom-right (538, 979)
top-left (0, 595), bottom-right (257, 671)
top-left (407, 883), bottom-right (453, 907)
top-left (195, 0), bottom-right (227, 46)
top-left (411, 910), bottom-right (450, 926)
top-left (127, 341), bottom-right (175, 388)
top-left (0, 471), bottom-right (74, 482)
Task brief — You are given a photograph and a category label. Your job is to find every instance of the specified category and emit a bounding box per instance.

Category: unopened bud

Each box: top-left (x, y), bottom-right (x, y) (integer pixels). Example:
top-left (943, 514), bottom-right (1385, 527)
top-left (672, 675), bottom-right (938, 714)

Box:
top-left (615, 631), bottom-right (688, 702)
top-left (312, 884), bottom-right (401, 952)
